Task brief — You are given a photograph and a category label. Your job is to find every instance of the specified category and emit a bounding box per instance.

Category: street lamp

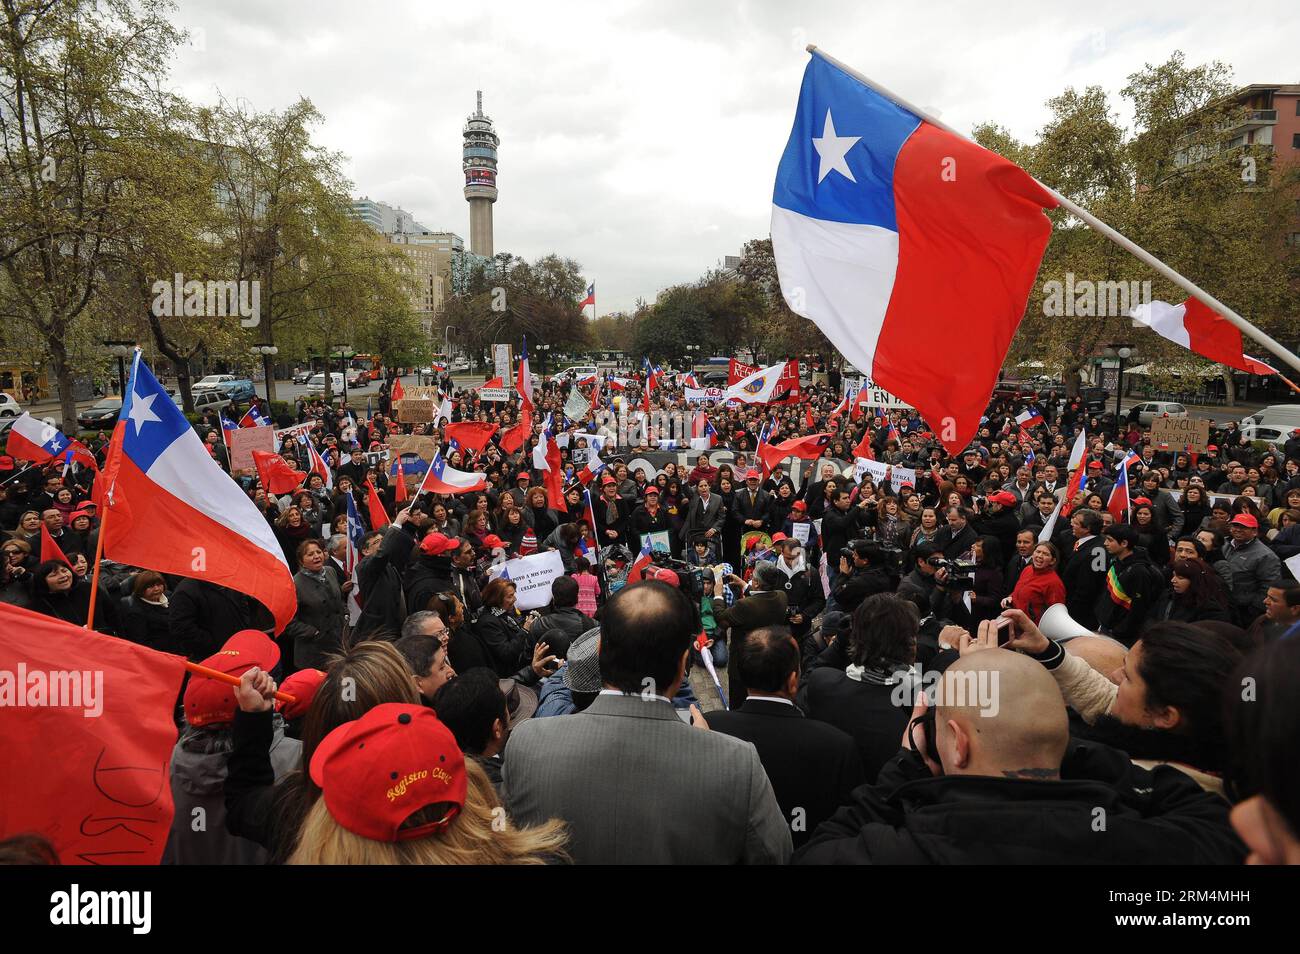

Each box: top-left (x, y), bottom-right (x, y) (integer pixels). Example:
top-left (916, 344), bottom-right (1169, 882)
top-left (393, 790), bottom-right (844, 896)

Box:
top-left (684, 343), bottom-right (700, 370)
top-left (104, 341), bottom-right (136, 399)
top-left (444, 324), bottom-right (458, 371)
top-left (535, 343), bottom-right (551, 377)
top-left (1104, 343), bottom-right (1134, 420)
top-left (250, 346), bottom-right (279, 402)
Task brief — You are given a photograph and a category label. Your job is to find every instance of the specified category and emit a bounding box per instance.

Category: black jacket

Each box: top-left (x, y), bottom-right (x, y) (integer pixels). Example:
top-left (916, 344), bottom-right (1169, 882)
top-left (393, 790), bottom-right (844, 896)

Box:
top-left (734, 487), bottom-right (775, 533)
top-left (169, 580), bottom-right (256, 660)
top-left (473, 606), bottom-right (532, 678)
top-left (528, 606), bottom-right (595, 659)
top-left (1060, 535), bottom-right (1108, 631)
top-left (821, 505), bottom-right (863, 558)
top-left (354, 525), bottom-right (412, 640)
top-left (716, 588), bottom-right (788, 709)
top-left (794, 739), bottom-right (1245, 865)
top-left (972, 507), bottom-right (1020, 557)
top-left (831, 565), bottom-right (892, 614)
top-left (404, 554), bottom-right (455, 620)
top-left (1096, 548), bottom-right (1165, 646)
top-left (707, 698), bottom-right (864, 852)
top-left (120, 595), bottom-right (179, 654)
top-left (797, 667), bottom-right (913, 783)
top-left (932, 524), bottom-right (978, 560)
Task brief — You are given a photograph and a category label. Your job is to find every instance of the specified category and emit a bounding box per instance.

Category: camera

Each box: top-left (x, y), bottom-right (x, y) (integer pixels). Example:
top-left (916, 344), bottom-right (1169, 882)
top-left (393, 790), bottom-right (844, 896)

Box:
top-left (932, 558), bottom-right (978, 588)
top-left (648, 550), bottom-right (705, 603)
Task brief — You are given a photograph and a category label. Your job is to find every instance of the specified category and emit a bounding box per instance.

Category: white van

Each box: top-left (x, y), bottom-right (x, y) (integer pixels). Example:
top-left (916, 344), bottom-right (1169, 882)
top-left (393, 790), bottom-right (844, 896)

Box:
top-left (1243, 404), bottom-right (1300, 430)
top-left (557, 365), bottom-right (598, 381)
top-left (306, 372), bottom-right (346, 391)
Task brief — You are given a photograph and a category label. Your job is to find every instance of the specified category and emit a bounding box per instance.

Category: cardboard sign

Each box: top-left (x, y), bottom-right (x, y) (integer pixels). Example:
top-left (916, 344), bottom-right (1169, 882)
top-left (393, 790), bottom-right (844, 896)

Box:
top-left (229, 425), bottom-right (277, 471)
top-left (1150, 416), bottom-right (1210, 453)
top-left (890, 465), bottom-right (917, 493)
top-left (387, 434), bottom-right (439, 463)
top-left (407, 386), bottom-right (441, 400)
top-left (791, 522), bottom-right (811, 545)
top-left (479, 387), bottom-right (511, 403)
top-left (564, 389), bottom-right (591, 421)
top-left (396, 399), bottom-right (436, 423)
top-left (486, 549), bottom-right (566, 611)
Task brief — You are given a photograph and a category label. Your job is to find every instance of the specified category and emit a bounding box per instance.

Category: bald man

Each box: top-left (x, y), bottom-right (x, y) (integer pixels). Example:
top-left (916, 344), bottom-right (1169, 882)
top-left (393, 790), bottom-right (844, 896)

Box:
top-left (794, 639), bottom-right (1244, 864)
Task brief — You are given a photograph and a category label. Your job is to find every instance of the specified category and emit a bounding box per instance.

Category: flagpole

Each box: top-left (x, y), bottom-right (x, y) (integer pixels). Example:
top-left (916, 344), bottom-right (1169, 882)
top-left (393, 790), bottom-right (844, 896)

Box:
top-left (806, 45), bottom-right (1300, 379)
top-left (84, 501), bottom-right (109, 632)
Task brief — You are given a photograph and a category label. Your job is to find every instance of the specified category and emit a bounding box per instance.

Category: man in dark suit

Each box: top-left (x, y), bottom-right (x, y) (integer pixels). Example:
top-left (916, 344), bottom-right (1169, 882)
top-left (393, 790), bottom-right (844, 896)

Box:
top-left (735, 470), bottom-right (774, 535)
top-left (1004, 529), bottom-right (1036, 594)
top-left (707, 626), bottom-right (863, 850)
top-left (1060, 507), bottom-right (1107, 631)
top-left (717, 562), bottom-right (789, 709)
top-left (680, 477), bottom-right (725, 547)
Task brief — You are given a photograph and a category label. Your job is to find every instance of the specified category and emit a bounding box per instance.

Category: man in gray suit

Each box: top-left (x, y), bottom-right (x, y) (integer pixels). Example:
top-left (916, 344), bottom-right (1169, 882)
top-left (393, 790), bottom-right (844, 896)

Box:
top-left (680, 477), bottom-right (725, 547)
top-left (503, 579), bottom-right (792, 864)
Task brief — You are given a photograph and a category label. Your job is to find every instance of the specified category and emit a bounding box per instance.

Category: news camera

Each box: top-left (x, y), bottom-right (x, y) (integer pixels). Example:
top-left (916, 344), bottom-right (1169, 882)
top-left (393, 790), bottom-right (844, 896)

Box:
top-left (647, 551), bottom-right (706, 603)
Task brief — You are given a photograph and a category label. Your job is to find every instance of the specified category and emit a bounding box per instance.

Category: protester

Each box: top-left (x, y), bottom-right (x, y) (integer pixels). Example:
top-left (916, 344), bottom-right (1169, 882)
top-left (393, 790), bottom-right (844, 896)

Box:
top-left (284, 538), bottom-right (346, 673)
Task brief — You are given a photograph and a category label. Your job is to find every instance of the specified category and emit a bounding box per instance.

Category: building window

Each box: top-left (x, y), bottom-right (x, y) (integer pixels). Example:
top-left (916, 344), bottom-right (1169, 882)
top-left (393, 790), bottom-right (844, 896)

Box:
top-left (1294, 132), bottom-right (1300, 149)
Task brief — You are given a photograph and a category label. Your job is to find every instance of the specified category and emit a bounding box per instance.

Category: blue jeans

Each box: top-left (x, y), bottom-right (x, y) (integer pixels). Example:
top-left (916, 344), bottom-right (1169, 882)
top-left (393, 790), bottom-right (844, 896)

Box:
top-left (692, 636), bottom-right (728, 669)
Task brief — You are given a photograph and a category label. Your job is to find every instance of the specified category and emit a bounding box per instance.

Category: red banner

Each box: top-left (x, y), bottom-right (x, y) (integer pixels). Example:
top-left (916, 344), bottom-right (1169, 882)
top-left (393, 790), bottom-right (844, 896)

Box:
top-left (728, 358), bottom-right (801, 403)
top-left (0, 602), bottom-right (187, 864)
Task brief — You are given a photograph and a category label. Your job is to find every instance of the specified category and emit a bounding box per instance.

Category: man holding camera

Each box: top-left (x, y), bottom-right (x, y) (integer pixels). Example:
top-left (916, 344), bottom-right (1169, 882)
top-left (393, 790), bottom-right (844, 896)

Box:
top-left (717, 562), bottom-right (789, 709)
top-left (830, 540), bottom-right (893, 615)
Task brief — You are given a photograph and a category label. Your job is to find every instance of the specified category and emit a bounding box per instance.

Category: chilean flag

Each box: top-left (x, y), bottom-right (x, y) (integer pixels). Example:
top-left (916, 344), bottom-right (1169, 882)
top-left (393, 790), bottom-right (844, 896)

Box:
top-left (417, 451), bottom-right (488, 496)
top-left (771, 52), bottom-right (1056, 455)
top-left (575, 449), bottom-right (606, 487)
top-left (1119, 448), bottom-right (1142, 472)
top-left (239, 405), bottom-right (270, 428)
top-left (5, 412), bottom-right (96, 469)
top-left (641, 357), bottom-right (656, 413)
top-left (1060, 429), bottom-right (1090, 517)
top-left (607, 376), bottom-right (632, 391)
top-left (517, 337), bottom-right (533, 411)
top-left (1107, 462), bottom-right (1130, 523)
top-left (300, 434), bottom-right (333, 490)
top-left (100, 352), bottom-right (296, 632)
top-left (1015, 406), bottom-right (1045, 429)
top-left (579, 283), bottom-right (595, 312)
top-left (1131, 299), bottom-right (1279, 376)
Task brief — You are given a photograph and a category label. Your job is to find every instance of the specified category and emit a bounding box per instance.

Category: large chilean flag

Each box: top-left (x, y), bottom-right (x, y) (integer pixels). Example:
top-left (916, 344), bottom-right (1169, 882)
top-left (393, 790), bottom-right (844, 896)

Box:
top-left (771, 52), bottom-right (1057, 455)
top-left (101, 353), bottom-right (297, 632)
top-left (417, 451), bottom-right (488, 495)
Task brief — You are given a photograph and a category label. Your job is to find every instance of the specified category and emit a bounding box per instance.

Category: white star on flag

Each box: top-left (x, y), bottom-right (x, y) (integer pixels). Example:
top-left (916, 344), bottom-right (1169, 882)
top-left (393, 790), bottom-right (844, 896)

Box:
top-left (127, 390), bottom-right (161, 435)
top-left (812, 108), bottom-right (860, 184)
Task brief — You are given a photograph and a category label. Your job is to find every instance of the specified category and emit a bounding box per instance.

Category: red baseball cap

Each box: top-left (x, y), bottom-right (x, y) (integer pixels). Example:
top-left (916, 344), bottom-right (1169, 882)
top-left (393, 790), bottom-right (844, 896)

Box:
top-left (1230, 514), bottom-right (1259, 529)
top-left (645, 567), bottom-right (680, 588)
top-left (276, 668), bottom-right (326, 721)
top-left (482, 534), bottom-right (505, 549)
top-left (310, 703), bottom-right (467, 843)
top-left (643, 485), bottom-right (660, 495)
top-left (1087, 461), bottom-right (1103, 470)
top-left (420, 532), bottom-right (461, 556)
top-left (0, 455), bottom-right (14, 472)
top-left (183, 630), bottom-right (280, 727)
top-left (745, 469), bottom-right (761, 480)
top-left (516, 470), bottom-right (530, 480)
top-left (988, 491), bottom-right (1017, 506)
top-left (601, 474), bottom-right (617, 486)
top-left (792, 500), bottom-right (807, 512)
top-left (770, 532), bottom-right (788, 544)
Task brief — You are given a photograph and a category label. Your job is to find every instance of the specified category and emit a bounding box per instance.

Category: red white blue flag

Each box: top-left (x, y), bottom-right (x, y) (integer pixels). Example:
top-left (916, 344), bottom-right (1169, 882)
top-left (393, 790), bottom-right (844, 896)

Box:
top-left (771, 52), bottom-right (1056, 454)
top-left (100, 352), bottom-right (297, 632)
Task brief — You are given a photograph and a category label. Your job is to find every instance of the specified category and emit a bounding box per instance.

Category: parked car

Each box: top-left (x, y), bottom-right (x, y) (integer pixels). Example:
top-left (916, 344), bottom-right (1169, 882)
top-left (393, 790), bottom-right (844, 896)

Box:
top-left (991, 379), bottom-right (1040, 402)
top-left (193, 374), bottom-right (238, 392)
top-left (292, 369), bottom-right (314, 385)
top-left (0, 393), bottom-right (21, 417)
top-left (215, 379), bottom-right (256, 402)
top-left (556, 364), bottom-right (598, 381)
top-left (77, 398), bottom-right (122, 429)
top-left (0, 416), bottom-right (15, 440)
top-left (1130, 401), bottom-right (1187, 426)
top-left (1240, 423), bottom-right (1295, 450)
top-left (700, 370), bottom-right (729, 388)
top-left (185, 390), bottom-right (233, 414)
top-left (346, 370), bottom-right (370, 388)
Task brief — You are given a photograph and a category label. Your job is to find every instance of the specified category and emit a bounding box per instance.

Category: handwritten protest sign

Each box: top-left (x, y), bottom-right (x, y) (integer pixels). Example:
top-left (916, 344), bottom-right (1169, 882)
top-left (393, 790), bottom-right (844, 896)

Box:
top-left (486, 550), bottom-right (566, 611)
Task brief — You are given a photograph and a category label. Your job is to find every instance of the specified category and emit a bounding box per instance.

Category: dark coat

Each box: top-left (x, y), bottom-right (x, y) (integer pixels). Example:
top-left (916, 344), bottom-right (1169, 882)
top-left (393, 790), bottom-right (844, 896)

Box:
top-left (120, 595), bottom-right (179, 654)
top-left (680, 492), bottom-right (725, 543)
top-left (794, 739), bottom-right (1245, 865)
top-left (473, 606), bottom-right (532, 678)
top-left (821, 505), bottom-right (863, 559)
top-left (170, 579), bottom-right (256, 661)
top-left (707, 698), bottom-right (864, 852)
top-left (528, 606), bottom-right (595, 660)
top-left (283, 569), bottom-right (345, 673)
top-left (1096, 548), bottom-right (1165, 646)
top-left (932, 523), bottom-right (978, 560)
top-left (354, 525), bottom-right (412, 640)
top-left (735, 486), bottom-right (775, 533)
top-left (404, 553), bottom-right (455, 620)
top-left (716, 588), bottom-right (788, 708)
top-left (798, 667), bottom-right (912, 783)
top-left (1060, 536), bottom-right (1108, 631)
top-left (831, 565), bottom-right (893, 614)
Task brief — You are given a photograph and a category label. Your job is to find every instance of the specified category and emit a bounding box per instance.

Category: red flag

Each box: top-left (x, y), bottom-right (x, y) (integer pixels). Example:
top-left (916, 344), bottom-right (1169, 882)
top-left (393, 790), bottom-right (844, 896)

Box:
top-left (391, 378), bottom-right (406, 402)
top-left (758, 433), bottom-right (833, 473)
top-left (392, 455), bottom-right (408, 503)
top-left (251, 450), bottom-right (306, 495)
top-left (499, 407), bottom-right (532, 456)
top-left (40, 522), bottom-right (71, 566)
top-left (365, 481), bottom-right (390, 528)
top-left (444, 421), bottom-right (499, 457)
top-left (0, 601), bottom-right (187, 863)
top-left (851, 428), bottom-right (875, 461)
top-left (542, 436), bottom-right (565, 510)
top-left (482, 376), bottom-right (504, 389)
top-left (805, 405), bottom-right (816, 431)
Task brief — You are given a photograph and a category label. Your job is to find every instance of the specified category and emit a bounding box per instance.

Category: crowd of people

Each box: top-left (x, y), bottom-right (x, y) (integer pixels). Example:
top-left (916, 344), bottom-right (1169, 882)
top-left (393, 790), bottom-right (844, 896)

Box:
top-left (2, 362), bottom-right (1299, 865)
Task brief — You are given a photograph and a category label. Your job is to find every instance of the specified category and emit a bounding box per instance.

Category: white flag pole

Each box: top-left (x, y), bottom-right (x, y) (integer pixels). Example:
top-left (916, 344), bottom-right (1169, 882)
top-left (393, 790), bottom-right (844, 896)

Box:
top-left (807, 45), bottom-right (1300, 379)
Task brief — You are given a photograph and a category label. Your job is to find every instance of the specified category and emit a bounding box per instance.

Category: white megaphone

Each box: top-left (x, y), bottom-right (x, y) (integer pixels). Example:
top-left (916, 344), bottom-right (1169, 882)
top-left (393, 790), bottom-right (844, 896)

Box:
top-left (1038, 603), bottom-right (1095, 642)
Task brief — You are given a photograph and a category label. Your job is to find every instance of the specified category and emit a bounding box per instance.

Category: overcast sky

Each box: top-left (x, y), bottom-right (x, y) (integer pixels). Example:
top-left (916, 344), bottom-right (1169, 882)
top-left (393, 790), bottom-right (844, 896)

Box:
top-left (167, 0), bottom-right (1298, 315)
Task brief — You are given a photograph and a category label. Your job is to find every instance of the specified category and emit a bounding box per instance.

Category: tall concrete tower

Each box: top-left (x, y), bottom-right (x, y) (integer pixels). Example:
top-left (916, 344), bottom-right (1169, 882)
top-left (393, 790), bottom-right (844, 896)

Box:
top-left (462, 91), bottom-right (499, 257)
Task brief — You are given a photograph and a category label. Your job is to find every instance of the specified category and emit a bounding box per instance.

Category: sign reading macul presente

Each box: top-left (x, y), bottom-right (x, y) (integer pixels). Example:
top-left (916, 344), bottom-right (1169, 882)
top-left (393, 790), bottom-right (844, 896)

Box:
top-left (1150, 416), bottom-right (1210, 452)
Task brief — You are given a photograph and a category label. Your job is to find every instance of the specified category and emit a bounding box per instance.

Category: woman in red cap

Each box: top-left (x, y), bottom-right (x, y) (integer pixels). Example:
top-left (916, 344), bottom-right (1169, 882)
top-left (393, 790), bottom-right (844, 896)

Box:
top-left (286, 703), bottom-right (567, 864)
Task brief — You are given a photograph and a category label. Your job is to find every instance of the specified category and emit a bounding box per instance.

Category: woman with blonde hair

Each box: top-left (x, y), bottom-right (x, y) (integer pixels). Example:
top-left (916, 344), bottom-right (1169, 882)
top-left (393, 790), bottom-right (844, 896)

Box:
top-left (288, 702), bottom-right (568, 864)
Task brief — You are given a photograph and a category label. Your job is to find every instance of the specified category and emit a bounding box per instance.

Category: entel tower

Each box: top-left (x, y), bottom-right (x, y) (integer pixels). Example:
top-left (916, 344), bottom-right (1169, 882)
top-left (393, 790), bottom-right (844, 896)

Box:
top-left (462, 91), bottom-right (499, 257)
